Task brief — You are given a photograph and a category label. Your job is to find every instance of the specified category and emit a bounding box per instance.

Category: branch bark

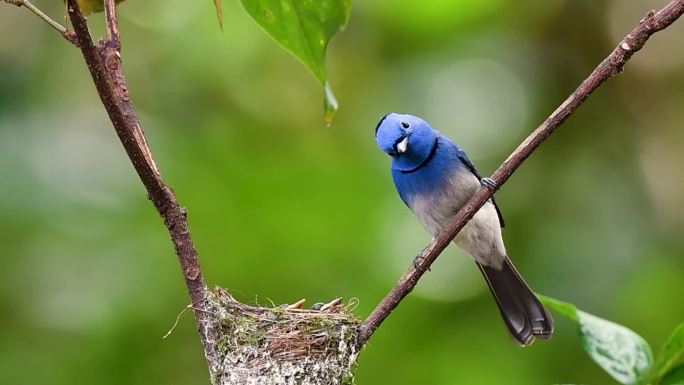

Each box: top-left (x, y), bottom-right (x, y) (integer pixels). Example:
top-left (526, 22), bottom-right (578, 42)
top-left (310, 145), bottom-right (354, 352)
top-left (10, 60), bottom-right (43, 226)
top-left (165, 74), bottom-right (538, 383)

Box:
top-left (358, 0), bottom-right (684, 346)
top-left (65, 0), bottom-right (217, 369)
top-left (103, 0), bottom-right (121, 49)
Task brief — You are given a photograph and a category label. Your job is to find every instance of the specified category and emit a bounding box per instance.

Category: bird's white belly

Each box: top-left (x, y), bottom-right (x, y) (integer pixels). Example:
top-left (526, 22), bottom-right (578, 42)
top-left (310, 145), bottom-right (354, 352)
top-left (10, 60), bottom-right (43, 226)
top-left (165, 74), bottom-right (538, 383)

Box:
top-left (408, 169), bottom-right (506, 268)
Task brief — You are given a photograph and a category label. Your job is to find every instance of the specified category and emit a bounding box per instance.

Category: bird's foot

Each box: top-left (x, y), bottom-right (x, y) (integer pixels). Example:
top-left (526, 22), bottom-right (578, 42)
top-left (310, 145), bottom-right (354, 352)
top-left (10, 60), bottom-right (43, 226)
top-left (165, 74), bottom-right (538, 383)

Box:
top-left (412, 254), bottom-right (431, 273)
top-left (480, 177), bottom-right (497, 190)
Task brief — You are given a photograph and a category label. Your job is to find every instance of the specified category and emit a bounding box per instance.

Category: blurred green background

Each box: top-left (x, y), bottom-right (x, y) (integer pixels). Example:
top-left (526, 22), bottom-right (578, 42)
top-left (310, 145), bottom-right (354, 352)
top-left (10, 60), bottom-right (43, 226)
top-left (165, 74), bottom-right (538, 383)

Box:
top-left (1, 0), bottom-right (684, 384)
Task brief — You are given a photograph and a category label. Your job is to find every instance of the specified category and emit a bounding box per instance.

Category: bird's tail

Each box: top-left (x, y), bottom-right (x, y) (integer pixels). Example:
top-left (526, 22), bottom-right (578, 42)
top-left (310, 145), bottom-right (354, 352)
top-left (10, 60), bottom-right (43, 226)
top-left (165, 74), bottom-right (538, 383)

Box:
top-left (477, 257), bottom-right (554, 346)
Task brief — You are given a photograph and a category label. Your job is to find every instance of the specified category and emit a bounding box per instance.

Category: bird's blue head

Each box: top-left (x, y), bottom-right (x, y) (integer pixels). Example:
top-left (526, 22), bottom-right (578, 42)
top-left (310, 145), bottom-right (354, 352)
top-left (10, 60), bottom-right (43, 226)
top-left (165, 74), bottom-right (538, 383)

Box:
top-left (375, 113), bottom-right (438, 171)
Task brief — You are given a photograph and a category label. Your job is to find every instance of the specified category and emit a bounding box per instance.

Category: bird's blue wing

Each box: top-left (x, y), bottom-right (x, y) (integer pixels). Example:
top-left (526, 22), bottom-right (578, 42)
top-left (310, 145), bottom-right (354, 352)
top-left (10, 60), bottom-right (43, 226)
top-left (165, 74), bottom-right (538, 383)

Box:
top-left (456, 150), bottom-right (505, 228)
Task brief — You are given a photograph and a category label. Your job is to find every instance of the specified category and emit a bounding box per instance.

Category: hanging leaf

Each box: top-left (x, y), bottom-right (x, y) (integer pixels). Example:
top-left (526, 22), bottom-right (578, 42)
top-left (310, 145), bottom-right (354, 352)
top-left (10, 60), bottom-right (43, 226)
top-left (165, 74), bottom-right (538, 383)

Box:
top-left (238, 0), bottom-right (352, 125)
top-left (650, 323), bottom-right (684, 384)
top-left (213, 0), bottom-right (223, 30)
top-left (539, 295), bottom-right (653, 385)
top-left (73, 0), bottom-right (126, 15)
top-left (661, 364), bottom-right (684, 385)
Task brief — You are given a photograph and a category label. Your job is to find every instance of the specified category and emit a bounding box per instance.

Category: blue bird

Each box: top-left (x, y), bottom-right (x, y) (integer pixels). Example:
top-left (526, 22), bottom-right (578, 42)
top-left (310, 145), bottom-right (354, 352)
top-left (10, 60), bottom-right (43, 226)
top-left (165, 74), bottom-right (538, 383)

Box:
top-left (375, 112), bottom-right (553, 346)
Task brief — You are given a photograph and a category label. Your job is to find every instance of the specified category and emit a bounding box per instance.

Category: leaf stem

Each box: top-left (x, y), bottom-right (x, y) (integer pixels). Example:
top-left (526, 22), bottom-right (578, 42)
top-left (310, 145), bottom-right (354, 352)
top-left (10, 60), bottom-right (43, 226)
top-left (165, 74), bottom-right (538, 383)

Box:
top-left (5, 0), bottom-right (62, 35)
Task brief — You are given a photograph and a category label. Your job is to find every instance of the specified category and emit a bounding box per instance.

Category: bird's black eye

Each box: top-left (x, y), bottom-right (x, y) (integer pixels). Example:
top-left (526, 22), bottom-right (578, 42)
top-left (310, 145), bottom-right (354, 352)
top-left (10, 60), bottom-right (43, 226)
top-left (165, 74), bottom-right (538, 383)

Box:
top-left (401, 121), bottom-right (410, 129)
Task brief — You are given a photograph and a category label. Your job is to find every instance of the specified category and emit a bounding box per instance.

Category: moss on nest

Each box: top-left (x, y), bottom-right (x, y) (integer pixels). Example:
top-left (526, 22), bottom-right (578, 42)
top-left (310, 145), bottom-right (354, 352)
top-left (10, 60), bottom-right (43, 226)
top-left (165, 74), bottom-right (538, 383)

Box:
top-left (208, 287), bottom-right (361, 385)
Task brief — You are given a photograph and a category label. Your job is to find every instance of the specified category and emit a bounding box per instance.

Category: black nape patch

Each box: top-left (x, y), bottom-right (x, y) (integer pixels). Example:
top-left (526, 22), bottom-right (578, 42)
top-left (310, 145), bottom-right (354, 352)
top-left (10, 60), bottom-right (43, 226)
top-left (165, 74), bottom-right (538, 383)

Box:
top-left (398, 137), bottom-right (439, 174)
top-left (375, 113), bottom-right (389, 136)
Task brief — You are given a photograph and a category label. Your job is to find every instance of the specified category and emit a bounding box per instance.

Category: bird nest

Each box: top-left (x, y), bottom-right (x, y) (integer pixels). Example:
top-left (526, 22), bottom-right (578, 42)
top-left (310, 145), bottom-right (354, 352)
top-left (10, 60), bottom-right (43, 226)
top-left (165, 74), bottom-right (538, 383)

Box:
top-left (208, 287), bottom-right (361, 385)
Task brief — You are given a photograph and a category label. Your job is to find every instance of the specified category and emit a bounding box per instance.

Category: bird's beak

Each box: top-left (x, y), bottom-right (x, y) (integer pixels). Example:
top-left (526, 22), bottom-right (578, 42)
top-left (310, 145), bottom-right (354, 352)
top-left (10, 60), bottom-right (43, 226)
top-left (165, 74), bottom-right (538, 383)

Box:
top-left (396, 136), bottom-right (409, 154)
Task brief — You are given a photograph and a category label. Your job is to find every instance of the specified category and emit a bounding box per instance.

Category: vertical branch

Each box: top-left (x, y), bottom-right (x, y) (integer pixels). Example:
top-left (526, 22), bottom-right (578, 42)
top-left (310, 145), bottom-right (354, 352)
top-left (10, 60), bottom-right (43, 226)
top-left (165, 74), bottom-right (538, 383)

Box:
top-left (65, 0), bottom-right (217, 371)
top-left (103, 0), bottom-right (120, 48)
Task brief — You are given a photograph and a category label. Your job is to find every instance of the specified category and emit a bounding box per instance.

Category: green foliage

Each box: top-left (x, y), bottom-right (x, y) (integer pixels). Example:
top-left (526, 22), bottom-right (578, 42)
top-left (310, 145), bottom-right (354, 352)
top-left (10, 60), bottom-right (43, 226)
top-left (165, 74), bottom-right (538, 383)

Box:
top-left (651, 324), bottom-right (684, 384)
top-left (237, 0), bottom-right (351, 125)
top-left (541, 296), bottom-right (684, 385)
top-left (74, 0), bottom-right (125, 15)
top-left (661, 365), bottom-right (684, 385)
top-left (579, 311), bottom-right (653, 385)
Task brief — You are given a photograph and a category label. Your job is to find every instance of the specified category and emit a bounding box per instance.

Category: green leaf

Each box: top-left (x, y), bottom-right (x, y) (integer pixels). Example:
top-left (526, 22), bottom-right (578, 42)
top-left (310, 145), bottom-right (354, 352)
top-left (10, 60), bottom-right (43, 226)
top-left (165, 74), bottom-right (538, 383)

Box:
top-left (75, 0), bottom-right (126, 15)
top-left (650, 323), bottom-right (684, 384)
top-left (213, 0), bottom-right (223, 30)
top-left (662, 364), bottom-right (684, 385)
top-left (238, 0), bottom-right (351, 125)
top-left (577, 311), bottom-right (653, 385)
top-left (539, 295), bottom-right (653, 385)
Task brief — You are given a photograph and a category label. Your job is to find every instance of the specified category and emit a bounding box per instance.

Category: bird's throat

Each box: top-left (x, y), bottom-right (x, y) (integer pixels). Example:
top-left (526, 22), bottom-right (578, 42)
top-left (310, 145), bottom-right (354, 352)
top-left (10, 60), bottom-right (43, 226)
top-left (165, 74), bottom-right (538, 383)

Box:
top-left (395, 136), bottom-right (439, 174)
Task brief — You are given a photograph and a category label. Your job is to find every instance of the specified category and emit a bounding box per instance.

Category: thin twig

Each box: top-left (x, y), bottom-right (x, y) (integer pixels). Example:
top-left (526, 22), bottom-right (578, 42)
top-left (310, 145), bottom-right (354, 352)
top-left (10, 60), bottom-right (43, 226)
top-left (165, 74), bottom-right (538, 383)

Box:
top-left (65, 0), bottom-right (217, 372)
top-left (163, 305), bottom-right (191, 339)
top-left (3, 0), bottom-right (77, 45)
top-left (358, 0), bottom-right (684, 346)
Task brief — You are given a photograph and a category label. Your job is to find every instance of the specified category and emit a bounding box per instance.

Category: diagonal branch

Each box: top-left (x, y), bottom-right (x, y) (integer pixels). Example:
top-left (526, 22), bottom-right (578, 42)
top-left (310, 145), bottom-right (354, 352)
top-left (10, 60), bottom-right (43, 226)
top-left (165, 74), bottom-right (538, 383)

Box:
top-left (358, 0), bottom-right (684, 346)
top-left (64, 0), bottom-right (217, 370)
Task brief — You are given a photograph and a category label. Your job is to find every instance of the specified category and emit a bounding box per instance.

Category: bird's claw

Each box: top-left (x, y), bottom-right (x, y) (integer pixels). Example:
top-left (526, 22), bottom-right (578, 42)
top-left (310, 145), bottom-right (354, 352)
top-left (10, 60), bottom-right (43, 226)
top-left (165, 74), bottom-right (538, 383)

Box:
top-left (412, 254), bottom-right (431, 273)
top-left (480, 177), bottom-right (497, 190)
